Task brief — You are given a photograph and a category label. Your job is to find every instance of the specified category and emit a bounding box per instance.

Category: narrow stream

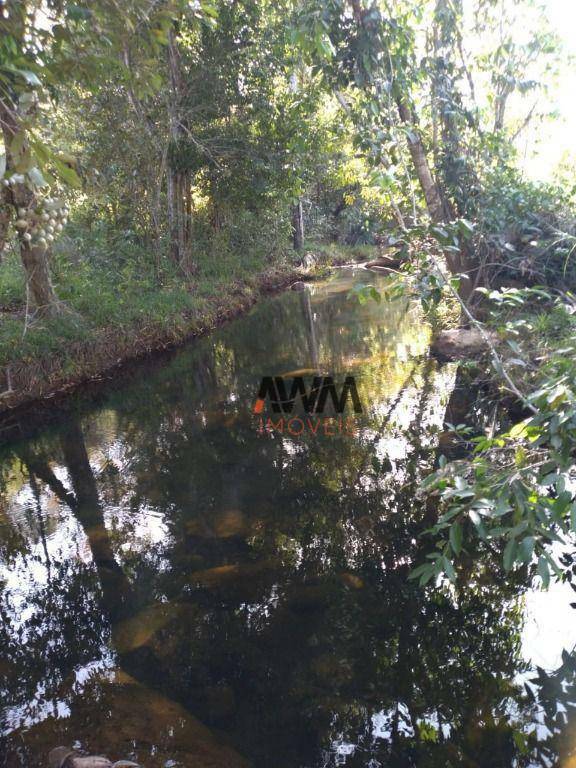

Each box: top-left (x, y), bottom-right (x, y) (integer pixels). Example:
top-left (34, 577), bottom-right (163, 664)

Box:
top-left (0, 268), bottom-right (575, 767)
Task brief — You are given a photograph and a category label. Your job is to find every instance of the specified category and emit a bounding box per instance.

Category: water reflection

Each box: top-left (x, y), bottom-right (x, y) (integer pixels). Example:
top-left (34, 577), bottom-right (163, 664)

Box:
top-left (0, 268), bottom-right (574, 767)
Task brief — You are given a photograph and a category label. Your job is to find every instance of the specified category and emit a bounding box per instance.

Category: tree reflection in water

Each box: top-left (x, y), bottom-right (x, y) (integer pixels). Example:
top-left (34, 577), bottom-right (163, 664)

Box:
top-left (0, 269), bottom-right (575, 767)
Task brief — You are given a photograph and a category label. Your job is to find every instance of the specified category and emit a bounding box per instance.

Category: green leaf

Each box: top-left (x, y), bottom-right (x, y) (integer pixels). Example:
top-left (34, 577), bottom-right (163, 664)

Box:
top-left (457, 218), bottom-right (475, 238)
top-left (30, 139), bottom-right (51, 165)
top-left (200, 1), bottom-right (219, 18)
top-left (509, 419), bottom-right (530, 439)
top-left (420, 569), bottom-right (435, 586)
top-left (503, 538), bottom-right (517, 571)
top-left (512, 730), bottom-right (528, 755)
top-left (369, 286), bottom-right (381, 304)
top-left (442, 556), bottom-right (456, 582)
top-left (52, 157), bottom-right (81, 188)
top-left (538, 555), bottom-right (550, 588)
top-left (518, 536), bottom-right (535, 564)
top-left (408, 563), bottom-right (432, 580)
top-left (524, 682), bottom-right (535, 702)
top-left (431, 226), bottom-right (449, 241)
top-left (449, 520), bottom-right (463, 555)
top-left (12, 69), bottom-right (42, 87)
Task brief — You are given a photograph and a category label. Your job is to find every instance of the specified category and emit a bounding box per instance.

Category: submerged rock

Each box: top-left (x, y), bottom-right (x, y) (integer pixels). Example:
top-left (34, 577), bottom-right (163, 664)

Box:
top-left (49, 748), bottom-right (113, 768)
top-left (113, 602), bottom-right (195, 655)
top-left (49, 749), bottom-right (140, 768)
top-left (213, 509), bottom-right (247, 538)
top-left (185, 509), bottom-right (247, 539)
top-left (188, 559), bottom-right (278, 590)
top-left (21, 670), bottom-right (250, 768)
top-left (431, 328), bottom-right (498, 361)
top-left (339, 573), bottom-right (364, 590)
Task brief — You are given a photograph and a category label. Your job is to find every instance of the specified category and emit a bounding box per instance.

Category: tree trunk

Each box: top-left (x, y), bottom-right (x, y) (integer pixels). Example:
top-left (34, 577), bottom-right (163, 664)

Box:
top-left (167, 27), bottom-right (194, 275)
top-left (356, 0), bottom-right (476, 301)
top-left (388, 191), bottom-right (407, 231)
top-left (0, 94), bottom-right (61, 317)
top-left (167, 171), bottom-right (194, 275)
top-left (395, 98), bottom-right (449, 224)
top-left (20, 241), bottom-right (61, 314)
top-left (8, 169), bottom-right (61, 316)
top-left (167, 167), bottom-right (178, 263)
top-left (292, 199), bottom-right (304, 250)
top-left (493, 87), bottom-right (512, 132)
top-left (1, 1), bottom-right (62, 316)
top-left (349, 0), bottom-right (449, 225)
top-left (431, 0), bottom-right (479, 297)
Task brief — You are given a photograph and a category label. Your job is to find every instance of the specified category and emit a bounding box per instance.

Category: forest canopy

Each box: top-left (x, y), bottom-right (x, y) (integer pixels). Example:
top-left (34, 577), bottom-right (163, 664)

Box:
top-left (0, 0), bottom-right (570, 314)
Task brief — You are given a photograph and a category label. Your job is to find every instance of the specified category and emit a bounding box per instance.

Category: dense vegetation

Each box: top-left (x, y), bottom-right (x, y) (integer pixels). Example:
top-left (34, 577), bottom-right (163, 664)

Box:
top-left (1, 1), bottom-right (576, 583)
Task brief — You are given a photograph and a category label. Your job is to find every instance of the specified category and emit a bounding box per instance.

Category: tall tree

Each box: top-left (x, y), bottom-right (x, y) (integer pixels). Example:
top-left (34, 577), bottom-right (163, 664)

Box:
top-left (349, 0), bottom-right (449, 223)
top-left (0, 1), bottom-right (64, 315)
top-left (166, 25), bottom-right (195, 273)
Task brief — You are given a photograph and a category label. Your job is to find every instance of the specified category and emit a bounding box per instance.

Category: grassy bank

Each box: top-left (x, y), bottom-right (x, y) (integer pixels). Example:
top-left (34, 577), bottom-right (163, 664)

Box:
top-left (0, 233), bottom-right (373, 413)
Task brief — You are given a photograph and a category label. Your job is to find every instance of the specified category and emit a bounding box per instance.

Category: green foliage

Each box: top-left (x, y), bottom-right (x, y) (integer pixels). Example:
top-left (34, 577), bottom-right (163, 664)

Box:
top-left (412, 285), bottom-right (576, 587)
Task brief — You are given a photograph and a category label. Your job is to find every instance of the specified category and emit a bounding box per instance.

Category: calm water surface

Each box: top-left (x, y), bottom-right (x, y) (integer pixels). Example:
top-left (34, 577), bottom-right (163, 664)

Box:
top-left (1, 268), bottom-right (575, 768)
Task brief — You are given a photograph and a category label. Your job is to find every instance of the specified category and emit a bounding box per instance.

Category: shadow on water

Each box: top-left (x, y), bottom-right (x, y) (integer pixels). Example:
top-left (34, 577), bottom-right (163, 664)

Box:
top-left (0, 268), bottom-right (576, 767)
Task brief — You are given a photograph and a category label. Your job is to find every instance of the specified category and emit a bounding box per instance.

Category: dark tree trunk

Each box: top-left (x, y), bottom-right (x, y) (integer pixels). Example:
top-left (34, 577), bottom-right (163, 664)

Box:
top-left (167, 28), bottom-right (194, 276)
top-left (59, 420), bottom-right (134, 623)
top-left (292, 199), bottom-right (304, 250)
top-left (18, 427), bottom-right (134, 625)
